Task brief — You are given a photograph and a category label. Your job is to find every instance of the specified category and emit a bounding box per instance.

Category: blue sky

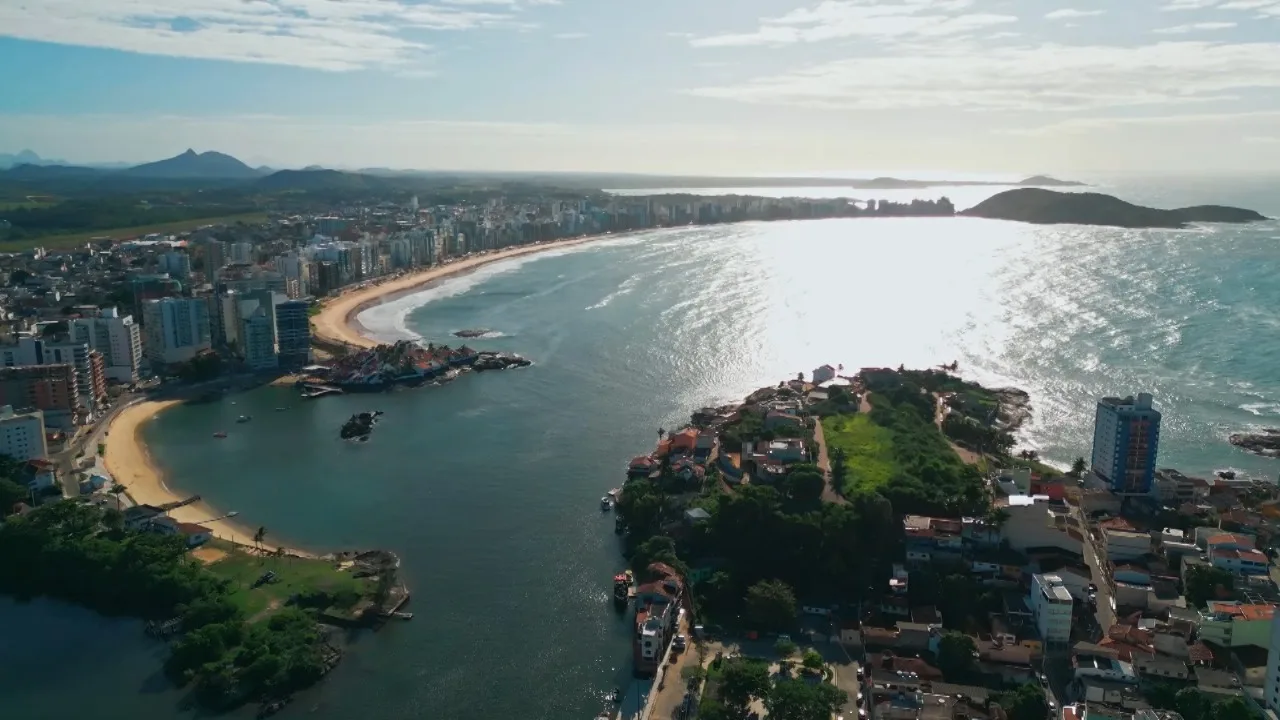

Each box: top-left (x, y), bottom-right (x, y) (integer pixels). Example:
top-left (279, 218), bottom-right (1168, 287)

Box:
top-left (1, 0), bottom-right (1278, 174)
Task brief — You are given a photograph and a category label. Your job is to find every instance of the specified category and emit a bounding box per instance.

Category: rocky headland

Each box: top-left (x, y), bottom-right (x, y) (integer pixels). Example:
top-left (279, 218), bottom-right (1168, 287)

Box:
top-left (960, 188), bottom-right (1268, 229)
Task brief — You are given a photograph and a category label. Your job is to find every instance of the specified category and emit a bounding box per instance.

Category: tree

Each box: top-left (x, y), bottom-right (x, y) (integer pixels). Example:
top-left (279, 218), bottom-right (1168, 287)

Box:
top-left (785, 468), bottom-right (825, 504)
top-left (1185, 565), bottom-right (1234, 608)
top-left (1212, 696), bottom-right (1253, 720)
top-left (998, 684), bottom-right (1047, 720)
top-left (719, 658), bottom-right (772, 717)
top-left (681, 664), bottom-right (706, 686)
top-left (1176, 688), bottom-right (1212, 720)
top-left (745, 579), bottom-right (797, 632)
top-left (253, 526), bottom-right (267, 551)
top-left (936, 632), bottom-right (978, 681)
top-left (1070, 456), bottom-right (1087, 478)
top-left (775, 637), bottom-right (799, 657)
top-left (765, 679), bottom-right (847, 720)
top-left (1143, 681), bottom-right (1180, 710)
top-left (109, 483), bottom-right (127, 511)
top-left (801, 648), bottom-right (824, 671)
top-left (0, 477), bottom-right (27, 512)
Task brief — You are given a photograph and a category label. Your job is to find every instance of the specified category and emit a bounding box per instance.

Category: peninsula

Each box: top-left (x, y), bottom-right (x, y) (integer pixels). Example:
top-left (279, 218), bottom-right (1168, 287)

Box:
top-left (960, 188), bottom-right (1268, 229)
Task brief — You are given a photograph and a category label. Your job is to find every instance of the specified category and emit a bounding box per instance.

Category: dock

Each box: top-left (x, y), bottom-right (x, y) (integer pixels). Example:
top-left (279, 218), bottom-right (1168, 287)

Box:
top-left (299, 384), bottom-right (344, 400)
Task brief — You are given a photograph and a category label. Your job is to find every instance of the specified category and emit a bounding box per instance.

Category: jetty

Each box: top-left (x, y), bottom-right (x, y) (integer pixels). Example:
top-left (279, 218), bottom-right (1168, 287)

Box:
top-left (300, 384), bottom-right (343, 399)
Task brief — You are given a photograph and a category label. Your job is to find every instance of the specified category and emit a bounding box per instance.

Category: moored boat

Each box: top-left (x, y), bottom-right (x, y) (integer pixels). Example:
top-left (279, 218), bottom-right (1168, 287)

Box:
top-left (213, 431), bottom-right (228, 439)
top-left (613, 573), bottom-right (630, 606)
top-left (236, 415), bottom-right (252, 424)
top-left (600, 495), bottom-right (612, 511)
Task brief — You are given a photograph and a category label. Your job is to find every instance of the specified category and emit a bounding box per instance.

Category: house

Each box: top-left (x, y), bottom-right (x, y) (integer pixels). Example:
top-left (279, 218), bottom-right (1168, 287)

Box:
top-left (670, 457), bottom-right (706, 483)
top-left (763, 438), bottom-right (807, 463)
top-left (1103, 529), bottom-right (1152, 562)
top-left (176, 522), bottom-right (212, 548)
top-left (1196, 602), bottom-right (1275, 648)
top-left (21, 458), bottom-right (57, 491)
top-left (812, 364), bottom-right (837, 385)
top-left (668, 429), bottom-right (698, 456)
top-left (1131, 654), bottom-right (1190, 681)
top-left (1194, 667), bottom-right (1244, 698)
top-left (1195, 529), bottom-right (1254, 551)
top-left (633, 563), bottom-right (684, 676)
top-left (628, 455), bottom-right (657, 479)
top-left (764, 411), bottom-right (804, 433)
top-left (1209, 548), bottom-right (1269, 576)
top-left (122, 504), bottom-right (165, 530)
top-left (693, 430), bottom-right (717, 460)
top-left (1072, 644), bottom-right (1138, 685)
top-left (683, 508), bottom-right (711, 525)
top-left (866, 652), bottom-right (943, 682)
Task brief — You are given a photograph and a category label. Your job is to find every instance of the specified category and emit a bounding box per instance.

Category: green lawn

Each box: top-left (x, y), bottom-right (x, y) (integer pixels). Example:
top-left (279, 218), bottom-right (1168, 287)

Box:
top-left (822, 413), bottom-right (897, 493)
top-left (0, 212), bottom-right (269, 250)
top-left (202, 541), bottom-right (372, 619)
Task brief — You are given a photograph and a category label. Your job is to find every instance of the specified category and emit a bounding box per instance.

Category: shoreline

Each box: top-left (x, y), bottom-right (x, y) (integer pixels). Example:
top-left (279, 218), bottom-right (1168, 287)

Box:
top-left (104, 400), bottom-right (315, 558)
top-left (312, 233), bottom-right (625, 349)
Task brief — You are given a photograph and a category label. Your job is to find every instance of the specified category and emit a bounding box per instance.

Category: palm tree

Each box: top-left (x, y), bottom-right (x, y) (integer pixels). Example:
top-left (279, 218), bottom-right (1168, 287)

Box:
top-left (253, 526), bottom-right (267, 551)
top-left (1070, 456), bottom-right (1088, 478)
top-left (109, 483), bottom-right (127, 511)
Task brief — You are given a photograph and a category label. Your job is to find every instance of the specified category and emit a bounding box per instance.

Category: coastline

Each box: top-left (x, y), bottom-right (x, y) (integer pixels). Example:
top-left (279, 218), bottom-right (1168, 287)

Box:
top-left (104, 400), bottom-right (315, 558)
top-left (312, 234), bottom-right (616, 349)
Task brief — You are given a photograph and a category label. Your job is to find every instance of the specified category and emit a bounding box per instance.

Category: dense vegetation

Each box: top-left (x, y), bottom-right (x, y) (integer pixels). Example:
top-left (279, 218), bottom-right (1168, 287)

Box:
top-left (1144, 684), bottom-right (1253, 720)
top-left (0, 502), bottom-right (337, 709)
top-left (698, 655), bottom-right (847, 720)
top-left (0, 197), bottom-right (257, 241)
top-left (960, 188), bottom-right (1266, 229)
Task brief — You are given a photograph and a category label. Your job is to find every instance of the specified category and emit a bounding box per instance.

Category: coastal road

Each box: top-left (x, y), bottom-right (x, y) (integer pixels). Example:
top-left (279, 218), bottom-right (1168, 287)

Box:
top-left (648, 612), bottom-right (697, 720)
top-left (1077, 508), bottom-right (1116, 634)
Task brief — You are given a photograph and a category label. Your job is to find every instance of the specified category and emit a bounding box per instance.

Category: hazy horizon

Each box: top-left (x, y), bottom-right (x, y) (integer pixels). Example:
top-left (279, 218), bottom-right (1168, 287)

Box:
top-left (3, 0), bottom-right (1279, 174)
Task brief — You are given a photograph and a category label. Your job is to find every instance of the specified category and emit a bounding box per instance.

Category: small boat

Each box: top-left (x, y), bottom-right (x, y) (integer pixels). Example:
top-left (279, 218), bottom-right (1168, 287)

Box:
top-left (236, 415), bottom-right (252, 424)
top-left (390, 611), bottom-right (413, 620)
top-left (611, 688), bottom-right (622, 703)
top-left (274, 407), bottom-right (288, 412)
top-left (213, 431), bottom-right (228, 439)
top-left (601, 496), bottom-right (612, 511)
top-left (614, 516), bottom-right (624, 534)
top-left (613, 573), bottom-right (630, 605)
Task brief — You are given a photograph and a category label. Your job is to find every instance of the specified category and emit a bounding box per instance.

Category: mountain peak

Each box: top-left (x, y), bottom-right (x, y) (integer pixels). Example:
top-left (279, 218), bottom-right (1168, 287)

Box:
top-left (181, 148), bottom-right (198, 157)
top-left (121, 149), bottom-right (261, 179)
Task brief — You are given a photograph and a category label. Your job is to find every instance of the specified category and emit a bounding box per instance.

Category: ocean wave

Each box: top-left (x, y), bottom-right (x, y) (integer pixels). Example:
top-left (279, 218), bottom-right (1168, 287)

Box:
top-left (1241, 402), bottom-right (1280, 417)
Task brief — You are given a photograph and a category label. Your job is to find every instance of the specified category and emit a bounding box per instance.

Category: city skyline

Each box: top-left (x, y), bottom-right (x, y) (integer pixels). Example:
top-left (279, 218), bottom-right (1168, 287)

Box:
top-left (2, 0), bottom-right (1280, 174)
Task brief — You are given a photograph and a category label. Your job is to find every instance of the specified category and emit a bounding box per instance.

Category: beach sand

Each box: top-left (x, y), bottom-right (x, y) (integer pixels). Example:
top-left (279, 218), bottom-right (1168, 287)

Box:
top-left (310, 236), bottom-right (602, 349)
top-left (104, 400), bottom-right (314, 557)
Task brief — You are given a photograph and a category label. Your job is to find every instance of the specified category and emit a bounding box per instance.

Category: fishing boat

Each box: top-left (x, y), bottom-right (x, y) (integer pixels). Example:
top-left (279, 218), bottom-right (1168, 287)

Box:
top-left (236, 415), bottom-right (252, 424)
top-left (213, 431), bottom-right (228, 439)
top-left (274, 407), bottom-right (288, 412)
top-left (614, 515), bottom-right (624, 534)
top-left (600, 495), bottom-right (612, 511)
top-left (613, 573), bottom-right (630, 606)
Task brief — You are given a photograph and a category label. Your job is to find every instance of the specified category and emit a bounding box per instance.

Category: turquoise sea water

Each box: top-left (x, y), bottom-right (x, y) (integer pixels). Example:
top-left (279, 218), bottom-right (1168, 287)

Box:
top-left (4, 177), bottom-right (1280, 719)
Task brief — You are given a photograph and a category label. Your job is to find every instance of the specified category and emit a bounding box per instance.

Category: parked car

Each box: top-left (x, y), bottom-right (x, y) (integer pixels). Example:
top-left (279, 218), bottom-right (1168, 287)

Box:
top-left (673, 634), bottom-right (687, 651)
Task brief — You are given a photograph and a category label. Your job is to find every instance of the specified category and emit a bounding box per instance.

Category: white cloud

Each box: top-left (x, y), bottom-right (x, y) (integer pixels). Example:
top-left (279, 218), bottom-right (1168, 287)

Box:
top-left (689, 0), bottom-right (1015, 48)
top-left (1045, 8), bottom-right (1106, 19)
top-left (1160, 0), bottom-right (1220, 9)
top-left (1002, 109), bottom-right (1280, 135)
top-left (1153, 21), bottom-right (1238, 32)
top-left (553, 31), bottom-right (586, 39)
top-left (0, 0), bottom-right (546, 71)
top-left (685, 41), bottom-right (1280, 113)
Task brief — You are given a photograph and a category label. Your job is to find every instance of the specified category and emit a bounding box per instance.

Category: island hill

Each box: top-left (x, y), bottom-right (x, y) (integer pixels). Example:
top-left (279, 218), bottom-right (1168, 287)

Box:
top-left (961, 188), bottom-right (1268, 229)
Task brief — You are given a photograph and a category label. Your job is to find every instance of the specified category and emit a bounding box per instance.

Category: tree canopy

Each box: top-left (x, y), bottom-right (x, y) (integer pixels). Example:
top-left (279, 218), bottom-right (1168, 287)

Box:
top-left (719, 657), bottom-right (772, 717)
top-left (936, 632), bottom-right (978, 681)
top-left (765, 679), bottom-right (847, 720)
top-left (997, 684), bottom-right (1047, 720)
top-left (745, 579), bottom-right (798, 632)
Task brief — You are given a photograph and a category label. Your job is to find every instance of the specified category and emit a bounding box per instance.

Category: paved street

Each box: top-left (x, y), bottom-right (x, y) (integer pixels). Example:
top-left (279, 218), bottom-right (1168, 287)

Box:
top-left (813, 419), bottom-right (847, 505)
top-left (1076, 508), bottom-right (1116, 634)
top-left (647, 612), bottom-right (697, 720)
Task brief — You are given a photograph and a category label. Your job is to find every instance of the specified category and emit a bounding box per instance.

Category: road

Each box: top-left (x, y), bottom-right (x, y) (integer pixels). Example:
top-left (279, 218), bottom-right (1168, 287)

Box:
top-left (647, 612), bottom-right (697, 720)
top-left (812, 419), bottom-right (848, 505)
top-left (50, 394), bottom-right (141, 498)
top-left (1076, 508), bottom-right (1116, 635)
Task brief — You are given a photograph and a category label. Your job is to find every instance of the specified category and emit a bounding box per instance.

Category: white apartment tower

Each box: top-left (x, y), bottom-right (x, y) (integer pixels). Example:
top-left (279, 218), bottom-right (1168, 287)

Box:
top-left (69, 307), bottom-right (144, 383)
top-left (142, 298), bottom-right (212, 367)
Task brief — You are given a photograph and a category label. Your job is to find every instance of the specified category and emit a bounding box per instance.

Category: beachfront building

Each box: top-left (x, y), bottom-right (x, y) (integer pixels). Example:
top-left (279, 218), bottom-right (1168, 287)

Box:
top-left (274, 300), bottom-right (311, 369)
top-left (0, 334), bottom-right (108, 419)
top-left (1091, 393), bottom-right (1161, 495)
top-left (0, 364), bottom-right (82, 428)
top-left (143, 297), bottom-right (212, 368)
top-left (68, 307), bottom-right (144, 383)
top-left (0, 405), bottom-right (47, 461)
top-left (241, 306), bottom-right (279, 371)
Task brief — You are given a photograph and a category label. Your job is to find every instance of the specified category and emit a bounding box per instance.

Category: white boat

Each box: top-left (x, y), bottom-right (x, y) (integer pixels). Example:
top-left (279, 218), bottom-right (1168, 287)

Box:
top-left (600, 496), bottom-right (612, 511)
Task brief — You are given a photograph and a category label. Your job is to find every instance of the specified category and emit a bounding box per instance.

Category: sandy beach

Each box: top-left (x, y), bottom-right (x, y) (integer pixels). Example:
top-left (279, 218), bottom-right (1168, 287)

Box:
top-left (311, 236), bottom-right (604, 349)
top-left (104, 400), bottom-right (313, 557)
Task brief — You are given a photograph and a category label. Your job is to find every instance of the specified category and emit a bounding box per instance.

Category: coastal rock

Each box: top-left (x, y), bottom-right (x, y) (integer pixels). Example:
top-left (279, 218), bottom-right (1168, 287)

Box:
top-left (340, 411), bottom-right (383, 440)
top-left (453, 328), bottom-right (492, 338)
top-left (1229, 429), bottom-right (1280, 457)
top-left (992, 388), bottom-right (1032, 432)
top-left (960, 188), bottom-right (1267, 229)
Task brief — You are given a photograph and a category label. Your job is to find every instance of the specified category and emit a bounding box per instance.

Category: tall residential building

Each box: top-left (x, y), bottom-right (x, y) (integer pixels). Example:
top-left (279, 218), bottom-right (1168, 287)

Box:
top-left (0, 405), bottom-right (47, 461)
top-left (240, 306), bottom-right (279, 370)
top-left (68, 307), bottom-right (144, 383)
top-left (227, 241), bottom-right (255, 265)
top-left (1030, 573), bottom-right (1074, 645)
top-left (276, 252), bottom-right (309, 298)
top-left (198, 237), bottom-right (227, 281)
top-left (1091, 393), bottom-right (1162, 495)
top-left (142, 298), bottom-right (212, 367)
top-left (0, 365), bottom-right (80, 428)
top-left (0, 335), bottom-right (105, 418)
top-left (1267, 610), bottom-right (1280, 710)
top-left (159, 251), bottom-right (192, 280)
top-left (274, 300), bottom-right (311, 369)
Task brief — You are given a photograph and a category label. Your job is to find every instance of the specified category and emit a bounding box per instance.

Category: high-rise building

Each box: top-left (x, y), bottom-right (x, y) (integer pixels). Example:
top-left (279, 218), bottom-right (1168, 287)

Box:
top-left (0, 365), bottom-right (81, 428)
top-left (274, 300), bottom-right (311, 369)
top-left (1030, 573), bottom-right (1074, 645)
top-left (240, 306), bottom-right (279, 371)
top-left (142, 298), bottom-right (212, 367)
top-left (68, 307), bottom-right (144, 383)
top-left (198, 237), bottom-right (227, 281)
top-left (0, 335), bottom-right (106, 418)
top-left (227, 241), bottom-right (255, 265)
top-left (1091, 393), bottom-right (1161, 495)
top-left (0, 405), bottom-right (47, 461)
top-left (159, 251), bottom-right (192, 280)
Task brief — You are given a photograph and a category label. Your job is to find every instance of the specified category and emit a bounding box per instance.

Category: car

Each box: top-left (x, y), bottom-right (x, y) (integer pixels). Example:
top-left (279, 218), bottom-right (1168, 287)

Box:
top-left (673, 634), bottom-right (687, 651)
top-left (1086, 583), bottom-right (1098, 593)
top-left (856, 668), bottom-right (865, 681)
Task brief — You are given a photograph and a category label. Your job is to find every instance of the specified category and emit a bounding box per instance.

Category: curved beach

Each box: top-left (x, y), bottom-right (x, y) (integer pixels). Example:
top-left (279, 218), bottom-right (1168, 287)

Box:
top-left (104, 400), bottom-right (313, 557)
top-left (311, 236), bottom-right (603, 348)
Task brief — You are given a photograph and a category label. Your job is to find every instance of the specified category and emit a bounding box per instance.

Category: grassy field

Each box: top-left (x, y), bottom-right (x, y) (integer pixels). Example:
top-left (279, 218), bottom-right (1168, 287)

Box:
top-left (0, 212), bottom-right (269, 251)
top-left (821, 413), bottom-right (897, 493)
top-left (201, 541), bottom-right (373, 619)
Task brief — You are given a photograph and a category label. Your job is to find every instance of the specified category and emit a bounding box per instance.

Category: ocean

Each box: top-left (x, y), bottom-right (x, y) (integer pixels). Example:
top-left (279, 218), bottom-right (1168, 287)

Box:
top-left (4, 176), bottom-right (1279, 719)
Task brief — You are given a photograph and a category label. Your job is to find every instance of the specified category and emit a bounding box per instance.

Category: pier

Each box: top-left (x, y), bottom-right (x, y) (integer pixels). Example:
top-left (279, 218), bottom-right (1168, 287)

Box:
top-left (299, 384), bottom-right (344, 399)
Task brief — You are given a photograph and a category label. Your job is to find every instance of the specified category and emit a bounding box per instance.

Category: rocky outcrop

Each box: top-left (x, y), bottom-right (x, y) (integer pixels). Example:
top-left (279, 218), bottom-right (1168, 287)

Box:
top-left (960, 188), bottom-right (1267, 229)
top-left (1230, 429), bottom-right (1280, 457)
top-left (340, 411), bottom-right (383, 440)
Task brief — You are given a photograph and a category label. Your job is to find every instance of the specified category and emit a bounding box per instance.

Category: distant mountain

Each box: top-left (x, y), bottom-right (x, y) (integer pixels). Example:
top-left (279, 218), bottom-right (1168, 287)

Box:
top-left (121, 149), bottom-right (262, 179)
top-left (960, 188), bottom-right (1267, 229)
top-left (1016, 175), bottom-right (1085, 187)
top-left (255, 169), bottom-right (389, 193)
top-left (301, 165), bottom-right (326, 171)
top-left (0, 150), bottom-right (69, 169)
top-left (1, 163), bottom-right (103, 179)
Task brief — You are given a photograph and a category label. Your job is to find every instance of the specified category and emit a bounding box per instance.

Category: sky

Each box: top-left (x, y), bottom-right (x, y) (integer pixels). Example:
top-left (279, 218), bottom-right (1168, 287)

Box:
top-left (1, 0), bottom-right (1279, 175)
